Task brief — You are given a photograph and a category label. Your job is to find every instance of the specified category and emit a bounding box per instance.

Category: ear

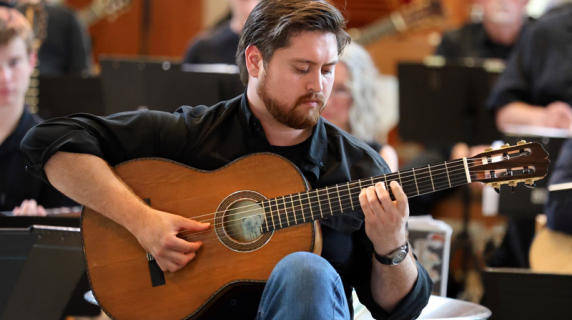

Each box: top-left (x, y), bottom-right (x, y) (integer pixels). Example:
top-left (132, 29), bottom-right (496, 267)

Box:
top-left (245, 45), bottom-right (263, 79)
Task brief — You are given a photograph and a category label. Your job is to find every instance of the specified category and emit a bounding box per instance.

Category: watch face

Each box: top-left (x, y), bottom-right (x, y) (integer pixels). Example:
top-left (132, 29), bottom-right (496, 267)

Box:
top-left (393, 250), bottom-right (407, 264)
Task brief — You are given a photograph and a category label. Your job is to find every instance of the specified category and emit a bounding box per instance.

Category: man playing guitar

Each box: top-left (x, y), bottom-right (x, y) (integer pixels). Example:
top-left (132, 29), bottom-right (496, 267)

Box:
top-left (22, 0), bottom-right (432, 318)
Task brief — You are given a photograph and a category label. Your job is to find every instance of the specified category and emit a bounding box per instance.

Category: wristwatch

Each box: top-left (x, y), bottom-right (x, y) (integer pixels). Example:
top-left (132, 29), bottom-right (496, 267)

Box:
top-left (374, 242), bottom-right (409, 266)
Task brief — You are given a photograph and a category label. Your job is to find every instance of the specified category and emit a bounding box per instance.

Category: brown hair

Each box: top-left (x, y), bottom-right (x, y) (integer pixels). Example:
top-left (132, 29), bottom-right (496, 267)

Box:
top-left (0, 7), bottom-right (35, 54)
top-left (236, 0), bottom-right (350, 85)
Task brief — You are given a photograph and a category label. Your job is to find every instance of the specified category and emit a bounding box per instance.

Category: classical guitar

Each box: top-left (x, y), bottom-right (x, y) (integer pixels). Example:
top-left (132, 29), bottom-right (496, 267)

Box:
top-left (349, 0), bottom-right (444, 46)
top-left (82, 141), bottom-right (548, 320)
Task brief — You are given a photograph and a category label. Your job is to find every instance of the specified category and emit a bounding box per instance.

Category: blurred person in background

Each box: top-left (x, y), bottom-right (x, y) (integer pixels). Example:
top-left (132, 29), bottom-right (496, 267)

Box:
top-left (322, 43), bottom-right (398, 172)
top-left (488, 1), bottom-right (572, 239)
top-left (436, 0), bottom-right (530, 60)
top-left (183, 0), bottom-right (260, 64)
top-left (0, 4), bottom-right (75, 215)
top-left (14, 0), bottom-right (92, 76)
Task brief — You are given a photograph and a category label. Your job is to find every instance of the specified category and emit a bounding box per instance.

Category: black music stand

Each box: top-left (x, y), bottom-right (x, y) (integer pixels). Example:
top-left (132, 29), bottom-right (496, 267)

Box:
top-left (0, 225), bottom-right (97, 320)
top-left (398, 60), bottom-right (504, 296)
top-left (482, 268), bottom-right (572, 320)
top-left (37, 76), bottom-right (105, 119)
top-left (99, 58), bottom-right (245, 115)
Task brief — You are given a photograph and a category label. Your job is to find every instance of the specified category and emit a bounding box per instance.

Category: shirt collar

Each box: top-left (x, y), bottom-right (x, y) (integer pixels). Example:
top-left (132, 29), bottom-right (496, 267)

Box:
top-left (237, 92), bottom-right (328, 181)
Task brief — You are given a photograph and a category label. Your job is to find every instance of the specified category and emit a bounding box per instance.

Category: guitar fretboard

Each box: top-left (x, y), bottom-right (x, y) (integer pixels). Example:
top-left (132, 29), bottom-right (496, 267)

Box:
top-left (260, 158), bottom-right (475, 233)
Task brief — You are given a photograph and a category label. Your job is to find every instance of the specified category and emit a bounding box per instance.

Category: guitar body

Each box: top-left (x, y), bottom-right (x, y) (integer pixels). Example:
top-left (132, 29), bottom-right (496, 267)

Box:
top-left (82, 154), bottom-right (318, 320)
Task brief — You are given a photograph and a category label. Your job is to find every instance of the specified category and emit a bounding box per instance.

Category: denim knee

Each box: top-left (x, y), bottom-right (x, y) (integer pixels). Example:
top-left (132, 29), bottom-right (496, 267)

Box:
top-left (271, 252), bottom-right (337, 288)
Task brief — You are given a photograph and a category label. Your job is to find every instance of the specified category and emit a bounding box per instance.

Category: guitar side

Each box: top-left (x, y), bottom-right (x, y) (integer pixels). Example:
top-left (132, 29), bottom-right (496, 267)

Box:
top-left (81, 154), bottom-right (317, 320)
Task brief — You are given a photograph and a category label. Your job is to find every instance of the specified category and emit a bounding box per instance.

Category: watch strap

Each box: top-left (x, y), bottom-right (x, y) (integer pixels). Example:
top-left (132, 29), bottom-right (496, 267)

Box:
top-left (374, 241), bottom-right (409, 266)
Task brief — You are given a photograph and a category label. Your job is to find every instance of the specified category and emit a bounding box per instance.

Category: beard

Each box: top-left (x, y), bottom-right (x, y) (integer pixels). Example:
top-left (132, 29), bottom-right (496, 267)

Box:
top-left (257, 73), bottom-right (326, 130)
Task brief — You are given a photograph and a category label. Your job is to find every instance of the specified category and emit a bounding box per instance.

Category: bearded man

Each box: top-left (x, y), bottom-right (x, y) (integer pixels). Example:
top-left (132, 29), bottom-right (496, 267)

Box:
top-left (21, 0), bottom-right (432, 319)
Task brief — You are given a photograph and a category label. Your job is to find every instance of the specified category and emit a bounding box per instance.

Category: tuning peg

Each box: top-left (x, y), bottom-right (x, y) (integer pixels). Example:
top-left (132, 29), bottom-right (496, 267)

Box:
top-left (494, 188), bottom-right (500, 194)
top-left (525, 183), bottom-right (536, 189)
top-left (484, 147), bottom-right (494, 152)
top-left (511, 186), bottom-right (516, 193)
top-left (501, 143), bottom-right (510, 149)
top-left (517, 140), bottom-right (527, 145)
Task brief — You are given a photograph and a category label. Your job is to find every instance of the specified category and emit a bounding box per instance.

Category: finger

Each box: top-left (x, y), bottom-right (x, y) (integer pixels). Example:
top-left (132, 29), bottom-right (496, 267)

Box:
top-left (366, 185), bottom-right (384, 214)
top-left (359, 188), bottom-right (374, 220)
top-left (12, 206), bottom-right (21, 216)
top-left (20, 200), bottom-right (31, 216)
top-left (375, 182), bottom-right (394, 213)
top-left (155, 257), bottom-right (182, 273)
top-left (169, 236), bottom-right (203, 253)
top-left (175, 216), bottom-right (211, 232)
top-left (161, 249), bottom-right (196, 267)
top-left (27, 200), bottom-right (38, 216)
top-left (37, 206), bottom-right (47, 217)
top-left (390, 181), bottom-right (409, 217)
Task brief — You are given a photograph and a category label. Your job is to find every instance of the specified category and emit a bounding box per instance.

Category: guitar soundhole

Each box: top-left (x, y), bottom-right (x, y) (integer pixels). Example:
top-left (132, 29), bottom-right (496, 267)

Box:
top-left (215, 191), bottom-right (273, 252)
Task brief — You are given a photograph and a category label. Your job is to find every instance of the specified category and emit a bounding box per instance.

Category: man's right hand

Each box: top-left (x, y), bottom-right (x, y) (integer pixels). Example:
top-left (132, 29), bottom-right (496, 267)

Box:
top-left (132, 209), bottom-right (210, 272)
top-left (543, 101), bottom-right (572, 129)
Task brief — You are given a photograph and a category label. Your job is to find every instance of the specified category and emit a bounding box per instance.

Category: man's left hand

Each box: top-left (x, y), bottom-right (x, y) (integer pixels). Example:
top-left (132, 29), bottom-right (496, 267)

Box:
top-left (359, 181), bottom-right (408, 255)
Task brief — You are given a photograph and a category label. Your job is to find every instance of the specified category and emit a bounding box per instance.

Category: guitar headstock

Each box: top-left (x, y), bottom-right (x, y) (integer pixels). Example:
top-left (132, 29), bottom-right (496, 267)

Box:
top-left (399, 0), bottom-right (444, 31)
top-left (469, 141), bottom-right (549, 190)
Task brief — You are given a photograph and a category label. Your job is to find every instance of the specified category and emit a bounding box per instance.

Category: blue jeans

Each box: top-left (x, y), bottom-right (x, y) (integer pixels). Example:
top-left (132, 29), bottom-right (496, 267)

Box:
top-left (256, 252), bottom-right (351, 320)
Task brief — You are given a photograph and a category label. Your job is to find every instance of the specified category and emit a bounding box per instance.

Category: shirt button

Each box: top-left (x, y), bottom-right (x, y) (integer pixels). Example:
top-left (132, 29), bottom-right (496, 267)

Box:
top-left (319, 162), bottom-right (324, 167)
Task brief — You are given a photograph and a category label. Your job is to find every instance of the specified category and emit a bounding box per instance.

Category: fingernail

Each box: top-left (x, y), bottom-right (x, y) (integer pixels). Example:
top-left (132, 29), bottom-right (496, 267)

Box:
top-left (381, 182), bottom-right (386, 190)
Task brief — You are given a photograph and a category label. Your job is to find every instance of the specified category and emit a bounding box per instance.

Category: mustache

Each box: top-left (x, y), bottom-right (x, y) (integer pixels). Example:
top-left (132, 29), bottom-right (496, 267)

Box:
top-left (295, 92), bottom-right (326, 106)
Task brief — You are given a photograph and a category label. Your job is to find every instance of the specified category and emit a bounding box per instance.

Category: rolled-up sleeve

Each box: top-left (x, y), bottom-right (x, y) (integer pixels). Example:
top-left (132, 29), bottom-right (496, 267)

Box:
top-left (21, 110), bottom-right (190, 184)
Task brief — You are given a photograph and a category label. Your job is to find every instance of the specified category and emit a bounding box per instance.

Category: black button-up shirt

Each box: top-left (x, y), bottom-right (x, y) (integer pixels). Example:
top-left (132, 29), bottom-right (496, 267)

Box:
top-left (0, 109), bottom-right (76, 212)
top-left (21, 94), bottom-right (432, 319)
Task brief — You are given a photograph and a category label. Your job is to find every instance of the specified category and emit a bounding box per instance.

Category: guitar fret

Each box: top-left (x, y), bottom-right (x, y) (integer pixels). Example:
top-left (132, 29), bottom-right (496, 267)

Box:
top-left (290, 194), bottom-right (297, 224)
top-left (412, 168), bottom-right (420, 195)
top-left (274, 198), bottom-right (282, 228)
top-left (384, 174), bottom-right (388, 188)
top-left (335, 185), bottom-right (343, 213)
top-left (317, 190), bottom-right (324, 219)
top-left (269, 200), bottom-right (276, 230)
top-left (282, 196), bottom-right (290, 226)
top-left (444, 161), bottom-right (452, 187)
top-left (398, 171), bottom-right (402, 185)
top-left (261, 201), bottom-right (269, 232)
top-left (428, 164), bottom-right (435, 191)
top-left (347, 182), bottom-right (354, 211)
top-left (307, 190), bottom-right (315, 220)
top-left (371, 176), bottom-right (375, 188)
top-left (299, 193), bottom-right (306, 223)
top-left (325, 187), bottom-right (333, 216)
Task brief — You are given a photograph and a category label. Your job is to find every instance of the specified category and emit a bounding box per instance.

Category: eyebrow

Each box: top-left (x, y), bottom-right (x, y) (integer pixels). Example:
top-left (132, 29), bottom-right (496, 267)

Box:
top-left (291, 59), bottom-right (338, 66)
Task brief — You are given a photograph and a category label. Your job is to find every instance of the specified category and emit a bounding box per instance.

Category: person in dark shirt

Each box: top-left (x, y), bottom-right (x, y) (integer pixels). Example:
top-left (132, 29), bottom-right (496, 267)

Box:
top-left (0, 6), bottom-right (74, 215)
top-left (183, 0), bottom-right (260, 64)
top-left (436, 0), bottom-right (530, 60)
top-left (17, 0), bottom-right (91, 76)
top-left (488, 2), bottom-right (572, 235)
top-left (22, 0), bottom-right (432, 319)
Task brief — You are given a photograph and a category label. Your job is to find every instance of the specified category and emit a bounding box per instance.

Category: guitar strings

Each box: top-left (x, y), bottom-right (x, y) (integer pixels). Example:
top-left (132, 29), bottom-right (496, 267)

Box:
top-left (177, 163), bottom-right (495, 240)
top-left (178, 174), bottom-right (476, 243)
top-left (181, 168), bottom-right (473, 238)
top-left (178, 169), bottom-right (479, 241)
top-left (175, 159), bottom-right (477, 231)
top-left (176, 162), bottom-right (474, 237)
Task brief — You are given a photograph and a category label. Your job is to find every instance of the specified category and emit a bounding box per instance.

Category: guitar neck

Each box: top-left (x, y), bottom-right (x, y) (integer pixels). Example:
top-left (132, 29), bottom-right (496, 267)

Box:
top-left (353, 17), bottom-right (398, 46)
top-left (260, 158), bottom-right (474, 232)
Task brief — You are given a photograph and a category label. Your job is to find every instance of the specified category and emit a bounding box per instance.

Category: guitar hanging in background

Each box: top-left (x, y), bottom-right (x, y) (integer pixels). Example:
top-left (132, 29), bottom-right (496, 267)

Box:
top-left (76, 0), bottom-right (133, 28)
top-left (82, 141), bottom-right (549, 320)
top-left (349, 0), bottom-right (444, 47)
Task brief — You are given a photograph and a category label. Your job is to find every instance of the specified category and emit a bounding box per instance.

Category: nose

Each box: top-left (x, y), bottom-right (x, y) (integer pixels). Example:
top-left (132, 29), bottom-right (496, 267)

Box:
top-left (0, 66), bottom-right (12, 83)
top-left (306, 70), bottom-right (323, 93)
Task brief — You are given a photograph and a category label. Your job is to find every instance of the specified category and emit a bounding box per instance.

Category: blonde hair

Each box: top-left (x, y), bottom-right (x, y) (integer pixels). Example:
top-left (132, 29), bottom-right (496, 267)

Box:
top-left (0, 7), bottom-right (35, 54)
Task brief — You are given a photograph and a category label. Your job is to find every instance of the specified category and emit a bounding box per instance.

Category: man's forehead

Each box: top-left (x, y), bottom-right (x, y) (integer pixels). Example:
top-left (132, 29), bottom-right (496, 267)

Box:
top-left (277, 31), bottom-right (339, 62)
